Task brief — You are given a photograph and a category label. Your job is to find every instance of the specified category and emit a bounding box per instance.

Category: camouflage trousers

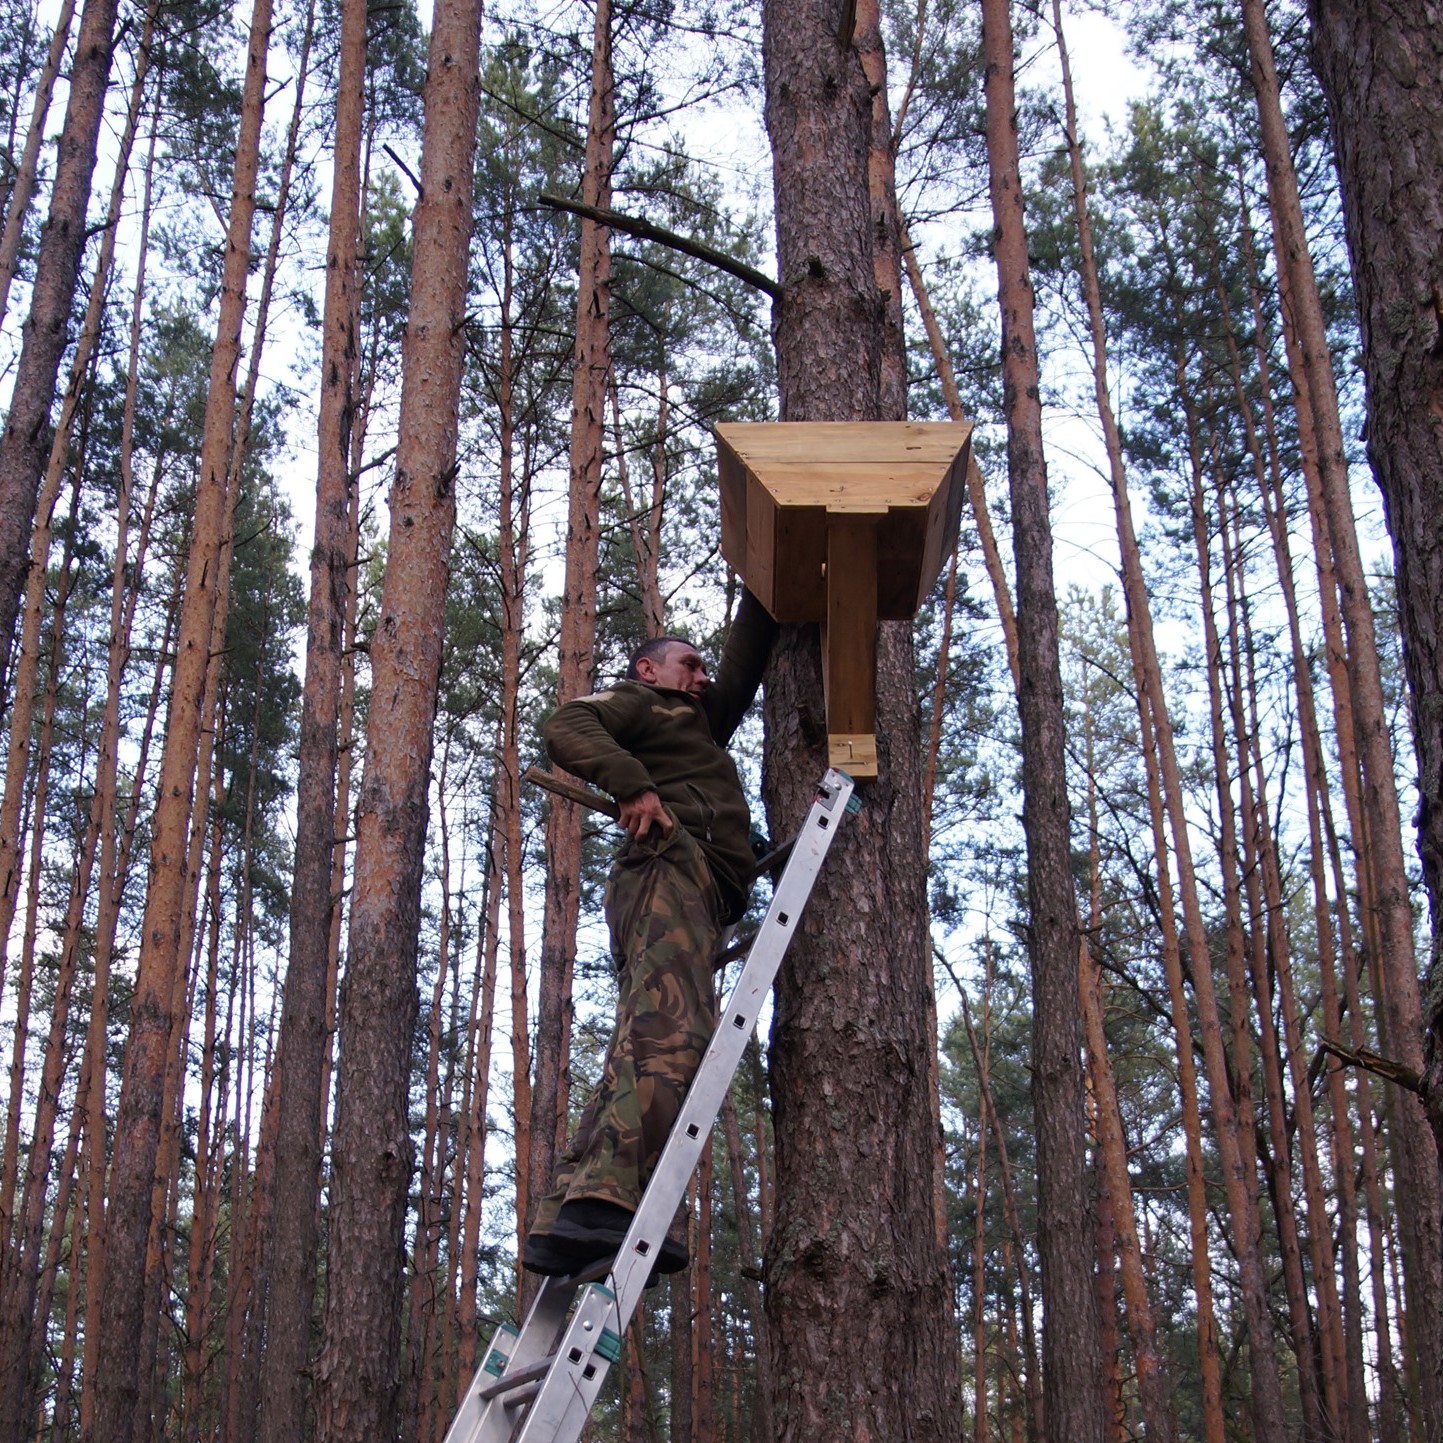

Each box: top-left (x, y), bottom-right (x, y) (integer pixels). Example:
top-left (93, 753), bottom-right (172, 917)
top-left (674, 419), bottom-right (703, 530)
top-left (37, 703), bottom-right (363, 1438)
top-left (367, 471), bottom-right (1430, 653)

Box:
top-left (530, 823), bottom-right (723, 1230)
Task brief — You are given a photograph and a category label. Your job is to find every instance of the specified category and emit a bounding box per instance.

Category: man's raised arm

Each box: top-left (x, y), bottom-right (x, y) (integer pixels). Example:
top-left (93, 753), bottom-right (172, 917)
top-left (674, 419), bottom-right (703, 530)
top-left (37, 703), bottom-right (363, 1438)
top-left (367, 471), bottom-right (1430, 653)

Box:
top-left (704, 588), bottom-right (779, 744)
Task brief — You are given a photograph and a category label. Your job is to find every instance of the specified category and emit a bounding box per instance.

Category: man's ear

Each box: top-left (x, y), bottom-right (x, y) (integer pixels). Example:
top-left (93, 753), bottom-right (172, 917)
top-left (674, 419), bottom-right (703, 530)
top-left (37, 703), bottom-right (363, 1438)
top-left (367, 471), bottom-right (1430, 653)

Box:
top-left (633, 656), bottom-right (656, 684)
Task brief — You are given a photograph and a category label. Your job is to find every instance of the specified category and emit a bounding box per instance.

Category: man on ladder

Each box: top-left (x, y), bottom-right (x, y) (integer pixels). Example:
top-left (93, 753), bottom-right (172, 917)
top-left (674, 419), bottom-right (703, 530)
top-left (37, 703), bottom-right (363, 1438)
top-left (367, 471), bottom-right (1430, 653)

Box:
top-left (522, 588), bottom-right (777, 1279)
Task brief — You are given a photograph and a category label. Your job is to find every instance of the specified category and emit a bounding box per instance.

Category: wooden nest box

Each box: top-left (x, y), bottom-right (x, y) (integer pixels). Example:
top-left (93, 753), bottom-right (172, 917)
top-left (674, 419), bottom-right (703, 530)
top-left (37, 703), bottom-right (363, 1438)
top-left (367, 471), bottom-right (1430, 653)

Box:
top-left (715, 420), bottom-right (973, 779)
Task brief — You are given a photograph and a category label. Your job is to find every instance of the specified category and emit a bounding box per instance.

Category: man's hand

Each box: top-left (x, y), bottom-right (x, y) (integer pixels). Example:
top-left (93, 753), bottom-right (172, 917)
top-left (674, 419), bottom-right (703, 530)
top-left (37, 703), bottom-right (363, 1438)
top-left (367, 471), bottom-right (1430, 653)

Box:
top-left (618, 789), bottom-right (673, 840)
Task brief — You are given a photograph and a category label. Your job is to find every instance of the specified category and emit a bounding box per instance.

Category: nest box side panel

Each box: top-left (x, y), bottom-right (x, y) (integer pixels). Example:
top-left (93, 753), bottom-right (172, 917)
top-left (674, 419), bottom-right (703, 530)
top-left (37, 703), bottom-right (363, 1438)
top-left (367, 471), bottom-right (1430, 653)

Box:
top-left (717, 437), bottom-right (748, 580)
top-left (913, 430), bottom-right (973, 611)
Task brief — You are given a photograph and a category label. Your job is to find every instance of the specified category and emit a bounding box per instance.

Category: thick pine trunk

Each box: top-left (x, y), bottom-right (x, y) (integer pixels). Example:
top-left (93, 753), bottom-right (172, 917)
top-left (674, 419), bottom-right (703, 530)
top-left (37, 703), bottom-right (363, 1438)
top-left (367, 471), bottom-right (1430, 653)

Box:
top-left (1307, 0), bottom-right (1443, 1222)
top-left (312, 0), bottom-right (482, 1427)
top-left (0, 0), bottom-right (118, 696)
top-left (758, 4), bottom-right (961, 1439)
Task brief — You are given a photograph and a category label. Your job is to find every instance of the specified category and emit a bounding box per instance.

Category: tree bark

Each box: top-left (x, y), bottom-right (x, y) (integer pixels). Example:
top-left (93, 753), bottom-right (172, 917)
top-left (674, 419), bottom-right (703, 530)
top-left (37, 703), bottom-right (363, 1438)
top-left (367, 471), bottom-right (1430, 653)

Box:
top-left (0, 0), bottom-right (76, 325)
top-left (0, 0), bottom-right (118, 697)
top-left (312, 0), bottom-right (483, 1427)
top-left (89, 0), bottom-right (272, 1431)
top-left (1243, 0), bottom-right (1443, 1416)
top-left (978, 0), bottom-right (1106, 1433)
top-left (527, 0), bottom-right (614, 1267)
top-left (1307, 0), bottom-right (1443, 1247)
top-left (256, 0), bottom-right (364, 1429)
top-left (758, 4), bottom-right (962, 1440)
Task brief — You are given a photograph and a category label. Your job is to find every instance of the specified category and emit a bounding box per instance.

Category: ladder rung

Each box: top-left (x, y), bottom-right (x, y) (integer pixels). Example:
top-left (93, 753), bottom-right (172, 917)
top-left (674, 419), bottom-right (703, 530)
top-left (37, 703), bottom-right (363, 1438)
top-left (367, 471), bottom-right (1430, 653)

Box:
top-left (565, 1257), bottom-right (615, 1285)
top-left (478, 1358), bottom-right (554, 1402)
top-left (503, 1383), bottom-right (543, 1411)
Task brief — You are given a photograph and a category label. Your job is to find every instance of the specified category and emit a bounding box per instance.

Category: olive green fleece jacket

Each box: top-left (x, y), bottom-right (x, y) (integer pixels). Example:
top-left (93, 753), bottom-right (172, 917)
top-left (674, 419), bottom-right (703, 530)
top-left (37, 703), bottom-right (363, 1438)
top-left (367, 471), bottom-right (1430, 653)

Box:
top-left (543, 590), bottom-right (778, 922)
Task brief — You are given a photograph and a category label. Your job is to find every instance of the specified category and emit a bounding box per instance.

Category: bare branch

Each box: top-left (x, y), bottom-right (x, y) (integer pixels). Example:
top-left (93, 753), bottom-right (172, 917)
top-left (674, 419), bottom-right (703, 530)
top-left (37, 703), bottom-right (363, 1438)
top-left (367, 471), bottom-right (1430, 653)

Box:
top-left (536, 191), bottom-right (781, 299)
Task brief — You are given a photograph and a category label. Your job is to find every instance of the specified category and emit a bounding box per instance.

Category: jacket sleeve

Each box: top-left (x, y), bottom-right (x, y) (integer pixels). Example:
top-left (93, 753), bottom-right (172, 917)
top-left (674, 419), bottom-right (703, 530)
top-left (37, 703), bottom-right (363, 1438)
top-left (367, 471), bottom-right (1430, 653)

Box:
top-left (704, 586), bottom-right (779, 745)
top-left (543, 687), bottom-right (656, 801)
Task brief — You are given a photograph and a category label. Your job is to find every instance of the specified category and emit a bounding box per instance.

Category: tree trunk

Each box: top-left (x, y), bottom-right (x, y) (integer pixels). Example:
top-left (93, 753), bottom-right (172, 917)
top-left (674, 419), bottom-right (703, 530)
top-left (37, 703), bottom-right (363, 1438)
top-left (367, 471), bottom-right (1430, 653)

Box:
top-left (955, 978), bottom-right (1044, 1443)
top-left (693, 1145), bottom-right (715, 1443)
top-left (494, 232), bottom-right (533, 1280)
top-left (758, 4), bottom-right (961, 1439)
top-left (1305, 0), bottom-right (1443, 1181)
top-left (527, 0), bottom-right (614, 1262)
top-left (1238, 194), bottom-right (1371, 1443)
top-left (89, 0), bottom-right (272, 1432)
top-left (256, 0), bottom-right (364, 1431)
top-left (1244, 0), bottom-right (1443, 1417)
top-left (0, 0), bottom-right (118, 695)
top-left (312, 0), bottom-right (483, 1426)
top-left (899, 226), bottom-right (1019, 690)
top-left (721, 1092), bottom-right (771, 1443)
top-left (457, 837), bottom-right (499, 1396)
top-left (0, 0), bottom-right (76, 324)
top-left (978, 0), bottom-right (1105, 1433)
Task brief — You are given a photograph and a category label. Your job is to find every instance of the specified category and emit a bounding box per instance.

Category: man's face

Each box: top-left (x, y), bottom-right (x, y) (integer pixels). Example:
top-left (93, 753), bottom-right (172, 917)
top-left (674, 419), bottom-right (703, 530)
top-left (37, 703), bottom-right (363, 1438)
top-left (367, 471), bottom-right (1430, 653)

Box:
top-left (638, 641), bottom-right (709, 697)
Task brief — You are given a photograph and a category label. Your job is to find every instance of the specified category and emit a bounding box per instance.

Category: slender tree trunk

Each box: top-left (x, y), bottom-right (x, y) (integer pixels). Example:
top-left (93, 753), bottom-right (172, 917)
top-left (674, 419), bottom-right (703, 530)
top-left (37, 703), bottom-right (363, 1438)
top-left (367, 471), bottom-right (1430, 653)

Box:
top-left (89, 0), bottom-right (272, 1431)
top-left (527, 0), bottom-right (614, 1262)
top-left (1236, 192), bottom-right (1370, 1443)
top-left (1130, 668), bottom-right (1229, 1443)
top-left (721, 1092), bottom-right (771, 1443)
top-left (1241, 1), bottom-right (1443, 1416)
top-left (0, 458), bottom-right (81, 1413)
top-left (312, 0), bottom-right (483, 1426)
top-left (0, 0), bottom-right (76, 324)
top-left (256, 0), bottom-right (364, 1431)
top-left (407, 772), bottom-right (453, 1443)
top-left (0, 0), bottom-right (150, 977)
top-left (457, 835), bottom-right (499, 1397)
top-left (693, 1144), bottom-right (715, 1443)
top-left (0, 0), bottom-right (119, 693)
top-left (899, 226), bottom-right (1019, 689)
top-left (759, 5), bottom-right (961, 1439)
top-left (493, 235), bottom-right (534, 1278)
top-left (956, 979), bottom-right (1044, 1443)
top-left (1104, 325), bottom-right (1290, 1437)
top-left (1214, 470), bottom-right (1327, 1442)
top-left (1079, 680), bottom-right (1175, 1443)
top-left (671, 1257), bottom-right (693, 1443)
top-left (970, 987), bottom-right (991, 1443)
top-left (978, 0), bottom-right (1104, 1432)
top-left (0, 34), bottom-right (152, 1298)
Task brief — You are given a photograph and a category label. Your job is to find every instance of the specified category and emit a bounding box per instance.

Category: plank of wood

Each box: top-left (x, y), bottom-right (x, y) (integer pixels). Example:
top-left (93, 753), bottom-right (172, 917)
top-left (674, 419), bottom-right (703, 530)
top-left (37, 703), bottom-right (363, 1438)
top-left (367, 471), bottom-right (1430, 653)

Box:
top-left (824, 514), bottom-right (879, 740)
top-left (715, 420), bottom-right (971, 467)
top-left (522, 766), bottom-right (619, 820)
top-left (827, 732), bottom-right (878, 778)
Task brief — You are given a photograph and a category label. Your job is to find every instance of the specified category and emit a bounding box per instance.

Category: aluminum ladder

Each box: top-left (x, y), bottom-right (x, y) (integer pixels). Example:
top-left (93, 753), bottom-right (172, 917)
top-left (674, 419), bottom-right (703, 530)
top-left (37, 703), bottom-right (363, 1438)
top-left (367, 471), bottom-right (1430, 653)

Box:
top-left (443, 767), bottom-right (858, 1443)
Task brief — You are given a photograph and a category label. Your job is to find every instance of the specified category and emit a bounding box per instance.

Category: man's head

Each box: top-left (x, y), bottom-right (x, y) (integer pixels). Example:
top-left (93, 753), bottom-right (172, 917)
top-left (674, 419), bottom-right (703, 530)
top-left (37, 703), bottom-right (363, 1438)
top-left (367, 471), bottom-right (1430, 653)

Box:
top-left (627, 636), bottom-right (710, 697)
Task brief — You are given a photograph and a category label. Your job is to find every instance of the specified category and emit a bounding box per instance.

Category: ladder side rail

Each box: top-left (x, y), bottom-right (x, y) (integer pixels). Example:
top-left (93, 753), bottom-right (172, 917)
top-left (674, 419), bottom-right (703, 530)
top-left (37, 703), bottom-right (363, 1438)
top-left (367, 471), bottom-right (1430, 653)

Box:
top-left (444, 1278), bottom-right (575, 1443)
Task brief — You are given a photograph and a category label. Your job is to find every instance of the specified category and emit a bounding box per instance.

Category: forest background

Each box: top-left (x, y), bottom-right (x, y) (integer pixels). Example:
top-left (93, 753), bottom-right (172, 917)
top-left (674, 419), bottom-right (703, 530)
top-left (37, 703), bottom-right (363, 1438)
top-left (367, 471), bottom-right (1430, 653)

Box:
top-left (0, 0), bottom-right (1439, 1438)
